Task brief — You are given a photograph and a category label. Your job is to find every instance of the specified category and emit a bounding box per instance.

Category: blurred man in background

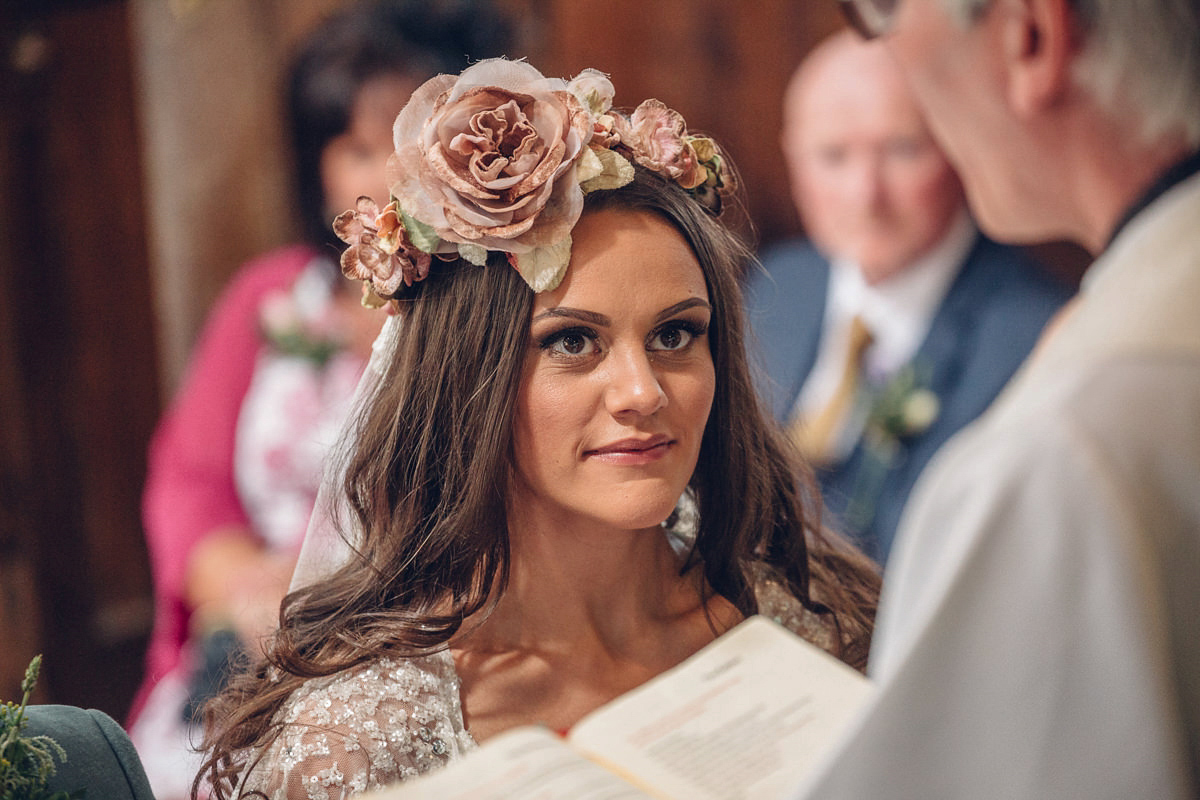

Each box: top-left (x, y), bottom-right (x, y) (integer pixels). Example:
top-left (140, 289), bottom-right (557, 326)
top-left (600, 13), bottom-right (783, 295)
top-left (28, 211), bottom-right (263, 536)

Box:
top-left (747, 29), bottom-right (1069, 564)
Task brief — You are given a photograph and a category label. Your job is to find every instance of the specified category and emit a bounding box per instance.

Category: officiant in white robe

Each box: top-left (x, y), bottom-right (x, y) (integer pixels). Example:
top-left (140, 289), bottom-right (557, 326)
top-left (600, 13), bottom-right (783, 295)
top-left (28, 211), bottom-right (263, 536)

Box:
top-left (792, 0), bottom-right (1200, 797)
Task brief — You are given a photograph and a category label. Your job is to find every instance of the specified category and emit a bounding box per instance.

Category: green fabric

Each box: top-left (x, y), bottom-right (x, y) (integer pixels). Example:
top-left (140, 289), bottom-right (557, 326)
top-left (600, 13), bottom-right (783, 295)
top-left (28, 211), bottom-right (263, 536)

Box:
top-left (22, 705), bottom-right (155, 800)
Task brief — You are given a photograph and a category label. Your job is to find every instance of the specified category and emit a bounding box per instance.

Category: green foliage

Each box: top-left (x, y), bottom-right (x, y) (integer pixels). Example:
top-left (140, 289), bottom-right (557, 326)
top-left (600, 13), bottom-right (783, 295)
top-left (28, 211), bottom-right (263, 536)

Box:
top-left (260, 328), bottom-right (341, 366)
top-left (0, 656), bottom-right (84, 800)
top-left (400, 207), bottom-right (441, 254)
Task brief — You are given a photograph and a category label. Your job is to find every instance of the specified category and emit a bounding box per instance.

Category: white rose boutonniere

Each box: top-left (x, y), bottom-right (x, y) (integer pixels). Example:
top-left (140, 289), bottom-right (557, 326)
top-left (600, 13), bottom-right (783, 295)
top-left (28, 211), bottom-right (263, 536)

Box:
top-left (843, 364), bottom-right (941, 532)
top-left (864, 364), bottom-right (941, 456)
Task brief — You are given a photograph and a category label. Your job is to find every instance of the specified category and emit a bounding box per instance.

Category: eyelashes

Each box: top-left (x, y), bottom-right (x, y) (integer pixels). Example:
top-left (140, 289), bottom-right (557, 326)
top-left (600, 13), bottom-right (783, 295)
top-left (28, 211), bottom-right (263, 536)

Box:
top-left (538, 325), bottom-right (597, 357)
top-left (650, 319), bottom-right (708, 352)
top-left (537, 319), bottom-right (710, 359)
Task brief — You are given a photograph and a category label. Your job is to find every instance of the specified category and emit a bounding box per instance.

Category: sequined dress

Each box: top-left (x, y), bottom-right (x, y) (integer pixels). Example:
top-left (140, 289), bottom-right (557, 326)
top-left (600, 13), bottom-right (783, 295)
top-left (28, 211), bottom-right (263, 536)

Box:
top-left (237, 579), bottom-right (841, 800)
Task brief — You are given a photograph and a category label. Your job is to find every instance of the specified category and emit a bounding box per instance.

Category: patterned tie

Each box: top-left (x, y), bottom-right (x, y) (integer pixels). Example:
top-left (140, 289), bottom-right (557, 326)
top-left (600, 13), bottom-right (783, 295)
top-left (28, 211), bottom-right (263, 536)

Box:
top-left (790, 314), bottom-right (874, 465)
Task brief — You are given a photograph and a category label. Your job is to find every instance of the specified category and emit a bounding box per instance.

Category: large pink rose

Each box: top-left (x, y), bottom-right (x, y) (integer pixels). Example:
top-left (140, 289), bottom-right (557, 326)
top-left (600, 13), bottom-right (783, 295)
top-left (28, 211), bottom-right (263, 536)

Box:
top-left (388, 59), bottom-right (594, 258)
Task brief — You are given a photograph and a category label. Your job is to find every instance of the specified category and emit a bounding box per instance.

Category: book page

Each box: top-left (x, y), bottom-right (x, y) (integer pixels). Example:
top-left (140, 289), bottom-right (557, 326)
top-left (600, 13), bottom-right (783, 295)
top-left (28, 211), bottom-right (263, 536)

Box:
top-left (363, 726), bottom-right (653, 800)
top-left (566, 615), bottom-right (872, 800)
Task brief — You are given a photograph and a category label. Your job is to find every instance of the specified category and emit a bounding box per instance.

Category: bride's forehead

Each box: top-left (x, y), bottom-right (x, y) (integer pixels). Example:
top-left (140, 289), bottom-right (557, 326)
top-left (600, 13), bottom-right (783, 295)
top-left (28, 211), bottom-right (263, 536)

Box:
top-left (532, 211), bottom-right (706, 309)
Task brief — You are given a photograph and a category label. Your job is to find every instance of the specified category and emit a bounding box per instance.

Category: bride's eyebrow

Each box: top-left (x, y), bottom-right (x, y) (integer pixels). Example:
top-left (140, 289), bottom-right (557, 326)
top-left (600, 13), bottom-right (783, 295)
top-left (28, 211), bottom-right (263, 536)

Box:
top-left (531, 298), bottom-right (711, 327)
top-left (655, 298), bottom-right (711, 322)
top-left (531, 308), bottom-right (610, 326)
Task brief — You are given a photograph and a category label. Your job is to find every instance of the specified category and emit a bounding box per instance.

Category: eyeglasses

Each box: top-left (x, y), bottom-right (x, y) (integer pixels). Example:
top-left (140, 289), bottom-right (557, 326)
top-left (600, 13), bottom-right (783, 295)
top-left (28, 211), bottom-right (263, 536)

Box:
top-left (838, 0), bottom-right (899, 40)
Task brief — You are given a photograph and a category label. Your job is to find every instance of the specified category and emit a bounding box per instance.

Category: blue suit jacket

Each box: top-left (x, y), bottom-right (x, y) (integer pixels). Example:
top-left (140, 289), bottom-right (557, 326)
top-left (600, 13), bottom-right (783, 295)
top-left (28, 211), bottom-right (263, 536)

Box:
top-left (745, 236), bottom-right (1071, 564)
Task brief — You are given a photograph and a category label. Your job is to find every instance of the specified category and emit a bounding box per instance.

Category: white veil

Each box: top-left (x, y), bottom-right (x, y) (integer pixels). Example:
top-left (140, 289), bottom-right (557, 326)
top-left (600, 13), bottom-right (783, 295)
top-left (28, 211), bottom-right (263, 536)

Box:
top-left (289, 312), bottom-right (403, 592)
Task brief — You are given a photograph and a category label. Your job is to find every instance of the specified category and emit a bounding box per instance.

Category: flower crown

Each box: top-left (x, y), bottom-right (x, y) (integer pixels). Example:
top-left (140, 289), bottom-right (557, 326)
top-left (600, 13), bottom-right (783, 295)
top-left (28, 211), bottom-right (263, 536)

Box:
top-left (333, 58), bottom-right (735, 305)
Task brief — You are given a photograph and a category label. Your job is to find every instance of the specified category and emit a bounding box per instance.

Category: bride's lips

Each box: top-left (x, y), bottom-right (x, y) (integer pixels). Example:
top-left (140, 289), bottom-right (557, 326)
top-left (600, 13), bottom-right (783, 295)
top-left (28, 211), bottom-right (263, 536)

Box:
top-left (584, 435), bottom-right (673, 464)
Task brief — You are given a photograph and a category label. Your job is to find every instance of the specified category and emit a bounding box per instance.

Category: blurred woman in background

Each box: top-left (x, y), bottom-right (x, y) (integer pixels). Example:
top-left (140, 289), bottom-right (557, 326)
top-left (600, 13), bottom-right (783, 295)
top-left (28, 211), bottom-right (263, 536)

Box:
top-left (128, 4), bottom-right (510, 797)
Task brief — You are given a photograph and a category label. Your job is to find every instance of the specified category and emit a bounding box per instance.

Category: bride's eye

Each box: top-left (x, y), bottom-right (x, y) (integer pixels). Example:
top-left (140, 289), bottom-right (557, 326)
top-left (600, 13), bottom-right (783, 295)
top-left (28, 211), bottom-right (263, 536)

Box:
top-left (540, 327), bottom-right (598, 357)
top-left (648, 320), bottom-right (707, 352)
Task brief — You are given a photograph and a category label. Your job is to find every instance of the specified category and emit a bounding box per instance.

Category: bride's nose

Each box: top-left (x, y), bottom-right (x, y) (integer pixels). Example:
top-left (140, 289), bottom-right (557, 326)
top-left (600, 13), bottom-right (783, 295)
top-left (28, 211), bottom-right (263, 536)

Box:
top-left (604, 347), bottom-right (667, 417)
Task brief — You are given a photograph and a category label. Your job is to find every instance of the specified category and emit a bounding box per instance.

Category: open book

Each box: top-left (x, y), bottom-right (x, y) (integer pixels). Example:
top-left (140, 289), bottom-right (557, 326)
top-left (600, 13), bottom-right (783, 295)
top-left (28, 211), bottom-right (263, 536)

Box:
top-left (365, 615), bottom-right (872, 800)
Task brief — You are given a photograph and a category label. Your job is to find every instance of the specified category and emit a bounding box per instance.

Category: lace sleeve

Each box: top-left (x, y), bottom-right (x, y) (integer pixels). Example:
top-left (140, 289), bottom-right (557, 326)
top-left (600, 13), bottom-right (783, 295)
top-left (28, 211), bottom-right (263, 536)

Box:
top-left (752, 569), bottom-right (841, 656)
top-left (239, 653), bottom-right (477, 799)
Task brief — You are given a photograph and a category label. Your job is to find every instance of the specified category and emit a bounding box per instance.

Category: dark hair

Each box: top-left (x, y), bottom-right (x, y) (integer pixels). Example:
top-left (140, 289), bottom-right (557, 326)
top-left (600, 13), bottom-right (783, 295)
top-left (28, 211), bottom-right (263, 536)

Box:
top-left (288, 0), bottom-right (512, 249)
top-left (196, 166), bottom-right (878, 799)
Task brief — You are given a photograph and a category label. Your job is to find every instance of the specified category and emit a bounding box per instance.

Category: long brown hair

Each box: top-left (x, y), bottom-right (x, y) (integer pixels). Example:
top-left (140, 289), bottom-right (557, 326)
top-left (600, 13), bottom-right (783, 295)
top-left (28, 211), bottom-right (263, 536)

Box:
top-left (196, 167), bottom-right (878, 798)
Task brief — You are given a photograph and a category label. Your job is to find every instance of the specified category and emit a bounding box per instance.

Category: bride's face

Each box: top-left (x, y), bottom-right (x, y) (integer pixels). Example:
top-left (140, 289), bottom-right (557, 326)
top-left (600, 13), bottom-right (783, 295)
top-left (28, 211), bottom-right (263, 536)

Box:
top-left (509, 208), bottom-right (715, 533)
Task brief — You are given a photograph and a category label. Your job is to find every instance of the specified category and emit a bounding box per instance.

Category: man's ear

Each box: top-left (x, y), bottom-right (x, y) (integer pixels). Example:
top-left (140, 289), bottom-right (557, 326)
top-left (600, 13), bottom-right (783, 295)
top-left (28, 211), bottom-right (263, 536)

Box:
top-left (1001, 0), bottom-right (1078, 117)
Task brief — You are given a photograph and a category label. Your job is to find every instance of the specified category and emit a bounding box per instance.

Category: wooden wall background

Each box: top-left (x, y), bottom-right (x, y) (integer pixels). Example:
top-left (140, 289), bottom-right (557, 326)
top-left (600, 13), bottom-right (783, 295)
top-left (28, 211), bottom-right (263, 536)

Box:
top-left (2, 0), bottom-right (158, 714)
top-left (0, 0), bottom-right (1084, 719)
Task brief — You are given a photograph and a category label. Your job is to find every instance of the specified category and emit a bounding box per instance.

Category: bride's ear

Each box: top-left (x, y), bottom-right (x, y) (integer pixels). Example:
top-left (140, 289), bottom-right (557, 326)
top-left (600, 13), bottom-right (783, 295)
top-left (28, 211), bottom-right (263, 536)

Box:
top-left (1000, 0), bottom-right (1078, 118)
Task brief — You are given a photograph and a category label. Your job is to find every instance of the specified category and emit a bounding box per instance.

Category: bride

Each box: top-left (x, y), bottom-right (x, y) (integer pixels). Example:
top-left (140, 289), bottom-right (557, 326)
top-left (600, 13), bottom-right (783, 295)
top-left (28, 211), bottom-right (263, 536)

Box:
top-left (196, 58), bottom-right (879, 799)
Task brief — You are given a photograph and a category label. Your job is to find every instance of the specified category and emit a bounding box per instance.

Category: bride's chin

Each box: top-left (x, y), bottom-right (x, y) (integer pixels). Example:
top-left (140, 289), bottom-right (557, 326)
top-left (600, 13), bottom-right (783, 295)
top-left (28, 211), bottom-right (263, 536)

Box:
top-left (602, 496), bottom-right (688, 534)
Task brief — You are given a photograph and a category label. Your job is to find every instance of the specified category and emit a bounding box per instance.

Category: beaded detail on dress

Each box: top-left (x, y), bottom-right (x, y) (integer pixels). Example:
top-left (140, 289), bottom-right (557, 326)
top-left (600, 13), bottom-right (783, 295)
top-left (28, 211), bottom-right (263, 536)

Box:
top-left (239, 652), bottom-right (476, 799)
top-left (236, 581), bottom-right (835, 799)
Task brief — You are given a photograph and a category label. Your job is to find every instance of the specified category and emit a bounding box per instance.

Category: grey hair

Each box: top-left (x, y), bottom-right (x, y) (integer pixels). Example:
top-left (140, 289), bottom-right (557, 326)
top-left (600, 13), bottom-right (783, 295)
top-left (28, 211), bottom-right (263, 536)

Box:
top-left (943, 0), bottom-right (1200, 147)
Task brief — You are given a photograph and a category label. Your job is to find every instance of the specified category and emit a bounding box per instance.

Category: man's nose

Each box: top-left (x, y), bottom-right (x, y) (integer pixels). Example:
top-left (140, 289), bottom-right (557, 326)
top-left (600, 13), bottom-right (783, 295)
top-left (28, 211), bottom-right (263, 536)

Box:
top-left (849, 155), bottom-right (887, 210)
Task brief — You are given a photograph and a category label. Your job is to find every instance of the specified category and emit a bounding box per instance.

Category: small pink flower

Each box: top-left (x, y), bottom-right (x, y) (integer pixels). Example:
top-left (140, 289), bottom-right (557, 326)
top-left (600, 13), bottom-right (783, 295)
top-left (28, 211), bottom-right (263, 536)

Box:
top-left (620, 100), bottom-right (705, 189)
top-left (333, 196), bottom-right (432, 303)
